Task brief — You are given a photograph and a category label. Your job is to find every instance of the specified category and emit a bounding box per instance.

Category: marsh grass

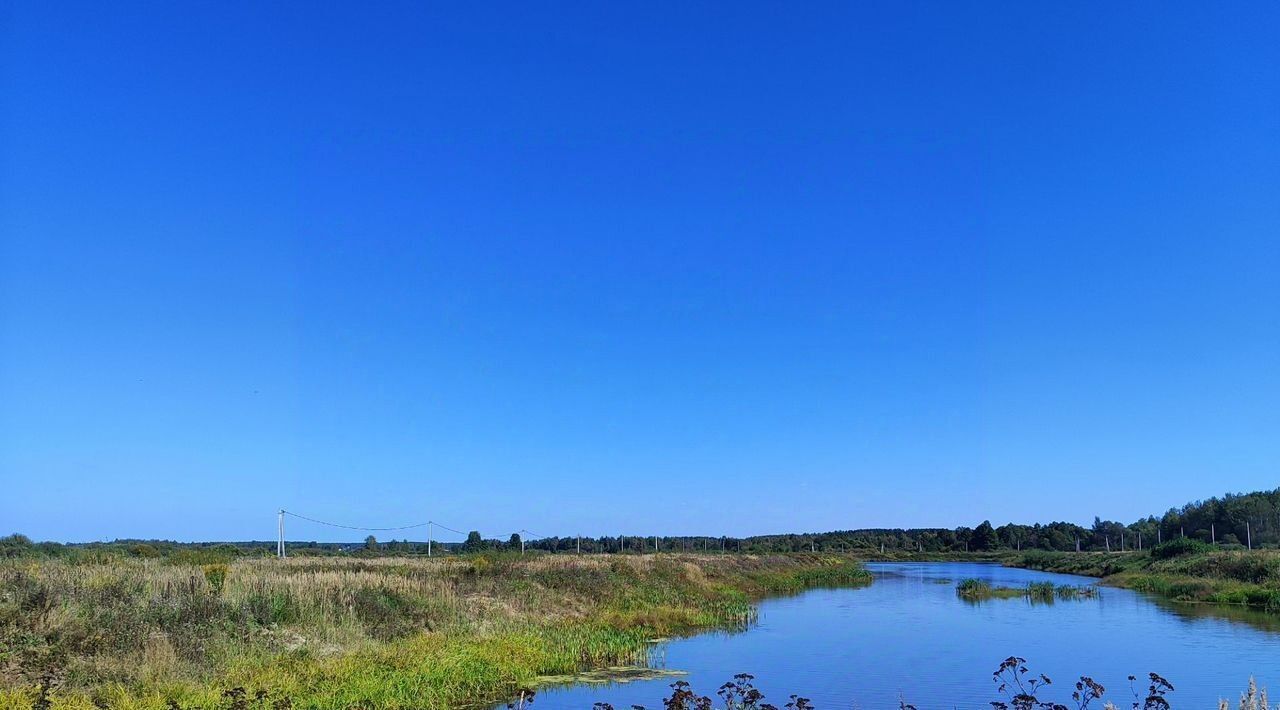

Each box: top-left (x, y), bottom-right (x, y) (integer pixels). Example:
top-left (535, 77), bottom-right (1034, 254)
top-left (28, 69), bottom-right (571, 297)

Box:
top-left (1017, 549), bottom-right (1280, 611)
top-left (0, 553), bottom-right (867, 709)
top-left (955, 579), bottom-right (1098, 603)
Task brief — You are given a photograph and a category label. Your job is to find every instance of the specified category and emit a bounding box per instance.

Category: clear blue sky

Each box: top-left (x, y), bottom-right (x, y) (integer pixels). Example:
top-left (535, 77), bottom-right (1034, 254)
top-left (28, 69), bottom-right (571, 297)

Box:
top-left (2, 2), bottom-right (1277, 543)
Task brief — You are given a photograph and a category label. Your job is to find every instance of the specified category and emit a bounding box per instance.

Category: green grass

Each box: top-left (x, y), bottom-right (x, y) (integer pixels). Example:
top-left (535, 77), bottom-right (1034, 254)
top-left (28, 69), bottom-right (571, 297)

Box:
top-left (955, 578), bottom-right (1024, 599)
top-left (955, 578), bottom-right (1097, 602)
top-left (1014, 547), bottom-right (1280, 611)
top-left (0, 553), bottom-right (870, 709)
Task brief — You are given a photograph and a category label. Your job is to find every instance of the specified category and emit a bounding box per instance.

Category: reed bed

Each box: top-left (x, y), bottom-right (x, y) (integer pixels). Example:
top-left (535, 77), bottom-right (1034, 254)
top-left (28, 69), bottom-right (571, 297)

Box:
top-left (955, 578), bottom-right (1098, 602)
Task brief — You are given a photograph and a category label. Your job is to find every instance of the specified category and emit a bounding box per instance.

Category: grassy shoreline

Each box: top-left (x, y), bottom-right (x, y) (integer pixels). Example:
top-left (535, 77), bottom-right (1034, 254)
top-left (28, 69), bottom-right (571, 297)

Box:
top-left (0, 553), bottom-right (869, 709)
top-left (1008, 547), bottom-right (1280, 611)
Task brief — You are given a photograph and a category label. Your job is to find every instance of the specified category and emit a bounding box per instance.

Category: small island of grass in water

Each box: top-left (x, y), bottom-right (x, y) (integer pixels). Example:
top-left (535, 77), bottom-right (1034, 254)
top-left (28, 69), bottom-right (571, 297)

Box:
top-left (956, 578), bottom-right (1098, 602)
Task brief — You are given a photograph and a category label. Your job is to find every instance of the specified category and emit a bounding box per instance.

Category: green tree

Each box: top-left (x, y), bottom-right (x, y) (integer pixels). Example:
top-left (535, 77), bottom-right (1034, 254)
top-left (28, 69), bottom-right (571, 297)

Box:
top-left (971, 520), bottom-right (997, 551)
top-left (508, 532), bottom-right (522, 550)
top-left (364, 535), bottom-right (378, 551)
top-left (464, 531), bottom-right (484, 552)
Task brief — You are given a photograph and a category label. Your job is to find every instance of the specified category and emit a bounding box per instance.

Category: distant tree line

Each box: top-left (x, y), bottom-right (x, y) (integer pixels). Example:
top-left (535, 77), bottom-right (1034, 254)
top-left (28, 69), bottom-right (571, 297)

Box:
top-left (526, 488), bottom-right (1280, 554)
top-left (5, 488), bottom-right (1279, 559)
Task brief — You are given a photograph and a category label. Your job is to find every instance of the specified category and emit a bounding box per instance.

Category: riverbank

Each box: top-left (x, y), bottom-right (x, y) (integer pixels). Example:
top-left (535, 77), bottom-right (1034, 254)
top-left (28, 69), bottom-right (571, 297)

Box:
top-left (1010, 547), bottom-right (1280, 611)
top-left (0, 553), bottom-right (869, 709)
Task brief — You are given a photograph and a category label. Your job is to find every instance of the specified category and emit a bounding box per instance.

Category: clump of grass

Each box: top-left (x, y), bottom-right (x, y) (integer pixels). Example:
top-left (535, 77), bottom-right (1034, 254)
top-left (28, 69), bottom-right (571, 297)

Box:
top-left (1025, 581), bottom-right (1056, 600)
top-left (1054, 584), bottom-right (1098, 600)
top-left (955, 578), bottom-right (1021, 600)
top-left (956, 579), bottom-right (1098, 603)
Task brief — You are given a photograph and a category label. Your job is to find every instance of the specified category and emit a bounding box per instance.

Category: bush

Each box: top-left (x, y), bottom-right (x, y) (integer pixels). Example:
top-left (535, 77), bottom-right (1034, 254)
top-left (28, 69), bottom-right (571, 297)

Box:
top-left (203, 564), bottom-right (228, 594)
top-left (1149, 537), bottom-right (1211, 560)
top-left (0, 534), bottom-right (34, 559)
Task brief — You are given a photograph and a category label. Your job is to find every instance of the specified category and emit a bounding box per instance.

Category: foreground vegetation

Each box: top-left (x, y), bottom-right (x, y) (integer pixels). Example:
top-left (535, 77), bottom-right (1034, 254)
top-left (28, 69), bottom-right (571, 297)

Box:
top-left (0, 552), bottom-right (869, 709)
top-left (1015, 539), bottom-right (1280, 612)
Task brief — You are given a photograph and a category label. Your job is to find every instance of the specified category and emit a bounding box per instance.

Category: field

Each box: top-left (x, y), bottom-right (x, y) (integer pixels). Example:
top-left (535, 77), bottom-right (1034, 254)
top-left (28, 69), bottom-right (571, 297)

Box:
top-left (0, 552), bottom-right (869, 709)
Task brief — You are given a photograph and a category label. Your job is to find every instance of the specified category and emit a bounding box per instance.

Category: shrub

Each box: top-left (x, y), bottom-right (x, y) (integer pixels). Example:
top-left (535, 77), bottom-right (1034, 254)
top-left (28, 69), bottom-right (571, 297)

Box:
top-left (1150, 537), bottom-right (1211, 560)
top-left (203, 564), bottom-right (228, 595)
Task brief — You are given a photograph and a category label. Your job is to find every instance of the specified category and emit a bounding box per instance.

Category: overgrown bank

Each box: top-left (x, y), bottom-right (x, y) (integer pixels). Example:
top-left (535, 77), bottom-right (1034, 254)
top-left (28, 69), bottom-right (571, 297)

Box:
top-left (0, 553), bottom-right (869, 709)
top-left (1013, 540), bottom-right (1280, 611)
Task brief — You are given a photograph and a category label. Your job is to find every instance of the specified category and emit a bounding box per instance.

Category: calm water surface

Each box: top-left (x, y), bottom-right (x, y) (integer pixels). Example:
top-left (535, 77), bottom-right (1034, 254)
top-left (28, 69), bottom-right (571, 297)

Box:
top-left (521, 562), bottom-right (1280, 709)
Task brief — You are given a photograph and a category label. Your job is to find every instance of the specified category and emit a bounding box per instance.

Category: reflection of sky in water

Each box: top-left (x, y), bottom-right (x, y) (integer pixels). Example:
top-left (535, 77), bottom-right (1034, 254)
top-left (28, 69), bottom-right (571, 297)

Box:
top-left (515, 562), bottom-right (1280, 709)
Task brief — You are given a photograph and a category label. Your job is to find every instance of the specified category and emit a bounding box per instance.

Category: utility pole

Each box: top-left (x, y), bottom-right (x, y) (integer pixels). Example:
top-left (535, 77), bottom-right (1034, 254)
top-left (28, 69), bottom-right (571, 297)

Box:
top-left (427, 521), bottom-right (433, 557)
top-left (1247, 521), bottom-right (1252, 550)
top-left (1212, 523), bottom-right (1216, 545)
top-left (1105, 536), bottom-right (1110, 553)
top-left (1157, 527), bottom-right (1162, 544)
top-left (277, 509), bottom-right (286, 559)
top-left (577, 535), bottom-right (581, 554)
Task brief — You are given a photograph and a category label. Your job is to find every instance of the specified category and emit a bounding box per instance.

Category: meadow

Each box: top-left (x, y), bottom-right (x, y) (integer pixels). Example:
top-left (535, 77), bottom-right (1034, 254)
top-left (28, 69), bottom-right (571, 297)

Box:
top-left (0, 551), bottom-right (869, 709)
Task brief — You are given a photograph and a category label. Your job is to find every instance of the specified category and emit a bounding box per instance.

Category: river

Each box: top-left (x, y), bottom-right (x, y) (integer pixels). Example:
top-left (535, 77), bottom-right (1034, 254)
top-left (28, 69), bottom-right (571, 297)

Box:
top-left (517, 561), bottom-right (1279, 708)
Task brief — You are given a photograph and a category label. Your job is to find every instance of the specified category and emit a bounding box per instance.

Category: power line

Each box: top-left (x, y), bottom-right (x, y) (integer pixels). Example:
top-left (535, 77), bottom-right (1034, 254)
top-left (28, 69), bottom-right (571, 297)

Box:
top-left (432, 521), bottom-right (467, 536)
top-left (282, 510), bottom-right (465, 535)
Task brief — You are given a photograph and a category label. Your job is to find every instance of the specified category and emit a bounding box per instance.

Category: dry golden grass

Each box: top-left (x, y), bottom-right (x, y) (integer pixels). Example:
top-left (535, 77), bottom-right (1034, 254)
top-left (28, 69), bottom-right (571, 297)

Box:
top-left (0, 552), bottom-right (867, 709)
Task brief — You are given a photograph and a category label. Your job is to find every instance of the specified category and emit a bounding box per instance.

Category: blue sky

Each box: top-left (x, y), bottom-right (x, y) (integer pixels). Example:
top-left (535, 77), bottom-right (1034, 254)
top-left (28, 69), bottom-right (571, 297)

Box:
top-left (2, 2), bottom-right (1277, 543)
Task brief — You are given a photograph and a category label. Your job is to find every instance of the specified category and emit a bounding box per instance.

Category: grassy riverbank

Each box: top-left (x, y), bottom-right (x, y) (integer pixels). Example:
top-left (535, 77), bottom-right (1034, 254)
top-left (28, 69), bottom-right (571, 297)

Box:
top-left (1013, 544), bottom-right (1280, 611)
top-left (0, 553), bottom-right (868, 709)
